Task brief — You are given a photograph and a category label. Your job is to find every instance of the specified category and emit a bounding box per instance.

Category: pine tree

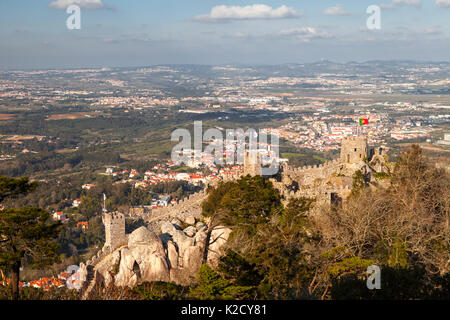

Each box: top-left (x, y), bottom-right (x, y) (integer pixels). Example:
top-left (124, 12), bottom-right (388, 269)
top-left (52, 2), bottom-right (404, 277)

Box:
top-left (0, 175), bottom-right (61, 300)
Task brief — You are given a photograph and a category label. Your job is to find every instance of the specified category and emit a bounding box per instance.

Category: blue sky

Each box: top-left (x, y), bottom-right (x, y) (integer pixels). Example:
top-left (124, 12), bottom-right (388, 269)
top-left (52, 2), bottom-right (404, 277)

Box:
top-left (0, 0), bottom-right (449, 69)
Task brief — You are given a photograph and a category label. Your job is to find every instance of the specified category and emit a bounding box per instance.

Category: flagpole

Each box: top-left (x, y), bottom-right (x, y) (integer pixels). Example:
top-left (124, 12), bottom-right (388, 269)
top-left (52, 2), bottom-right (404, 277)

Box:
top-left (103, 193), bottom-right (107, 213)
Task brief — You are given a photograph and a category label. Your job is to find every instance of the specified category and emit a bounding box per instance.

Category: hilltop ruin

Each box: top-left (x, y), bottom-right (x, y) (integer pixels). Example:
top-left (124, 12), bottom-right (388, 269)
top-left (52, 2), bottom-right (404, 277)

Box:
top-left (79, 135), bottom-right (389, 298)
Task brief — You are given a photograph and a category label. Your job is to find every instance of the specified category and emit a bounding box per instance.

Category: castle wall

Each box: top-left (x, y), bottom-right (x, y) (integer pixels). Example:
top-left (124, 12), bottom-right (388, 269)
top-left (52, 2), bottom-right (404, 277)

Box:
top-left (283, 158), bottom-right (340, 177)
top-left (277, 136), bottom-right (370, 203)
top-left (149, 189), bottom-right (208, 224)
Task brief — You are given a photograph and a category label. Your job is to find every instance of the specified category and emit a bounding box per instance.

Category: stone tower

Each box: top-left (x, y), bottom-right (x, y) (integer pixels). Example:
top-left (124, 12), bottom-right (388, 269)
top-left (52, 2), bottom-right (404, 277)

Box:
top-left (243, 149), bottom-right (262, 176)
top-left (102, 211), bottom-right (126, 253)
top-left (340, 136), bottom-right (368, 164)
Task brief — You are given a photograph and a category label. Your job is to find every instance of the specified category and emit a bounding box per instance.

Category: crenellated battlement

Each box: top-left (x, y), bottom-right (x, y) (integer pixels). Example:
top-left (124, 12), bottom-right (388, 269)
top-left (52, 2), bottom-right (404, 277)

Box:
top-left (274, 136), bottom-right (374, 204)
top-left (284, 158), bottom-right (341, 175)
top-left (104, 211), bottom-right (124, 221)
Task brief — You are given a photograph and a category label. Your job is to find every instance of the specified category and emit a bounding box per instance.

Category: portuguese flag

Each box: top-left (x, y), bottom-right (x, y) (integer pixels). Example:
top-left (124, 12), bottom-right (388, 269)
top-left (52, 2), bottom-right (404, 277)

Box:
top-left (359, 118), bottom-right (369, 126)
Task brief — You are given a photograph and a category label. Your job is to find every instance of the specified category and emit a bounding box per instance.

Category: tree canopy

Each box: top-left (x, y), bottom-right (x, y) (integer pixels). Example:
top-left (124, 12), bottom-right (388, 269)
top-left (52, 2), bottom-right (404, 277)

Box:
top-left (0, 175), bottom-right (61, 300)
top-left (196, 146), bottom-right (449, 300)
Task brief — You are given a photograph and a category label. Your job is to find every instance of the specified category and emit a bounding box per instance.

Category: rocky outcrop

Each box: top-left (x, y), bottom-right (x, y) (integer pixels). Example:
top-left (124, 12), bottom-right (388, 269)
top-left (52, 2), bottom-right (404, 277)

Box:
top-left (207, 226), bottom-right (232, 267)
top-left (114, 227), bottom-right (170, 287)
top-left (80, 215), bottom-right (231, 295)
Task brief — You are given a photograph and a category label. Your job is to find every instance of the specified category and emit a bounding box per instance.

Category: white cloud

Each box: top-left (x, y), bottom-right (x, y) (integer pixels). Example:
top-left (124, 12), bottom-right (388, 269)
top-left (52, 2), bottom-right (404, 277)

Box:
top-left (394, 0), bottom-right (423, 6)
top-left (380, 0), bottom-right (423, 9)
top-left (379, 3), bottom-right (395, 8)
top-left (49, 0), bottom-right (104, 10)
top-left (195, 4), bottom-right (299, 22)
top-left (278, 27), bottom-right (332, 42)
top-left (435, 0), bottom-right (450, 7)
top-left (323, 4), bottom-right (351, 16)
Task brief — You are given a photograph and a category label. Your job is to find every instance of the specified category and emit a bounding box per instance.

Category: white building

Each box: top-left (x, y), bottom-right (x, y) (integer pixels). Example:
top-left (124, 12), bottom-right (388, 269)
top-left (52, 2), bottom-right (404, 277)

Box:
top-left (52, 211), bottom-right (67, 222)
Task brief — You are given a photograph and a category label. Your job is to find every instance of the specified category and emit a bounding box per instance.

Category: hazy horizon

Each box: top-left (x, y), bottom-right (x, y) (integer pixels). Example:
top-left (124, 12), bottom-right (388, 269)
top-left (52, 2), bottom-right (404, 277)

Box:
top-left (1, 0), bottom-right (450, 69)
top-left (2, 59), bottom-right (450, 72)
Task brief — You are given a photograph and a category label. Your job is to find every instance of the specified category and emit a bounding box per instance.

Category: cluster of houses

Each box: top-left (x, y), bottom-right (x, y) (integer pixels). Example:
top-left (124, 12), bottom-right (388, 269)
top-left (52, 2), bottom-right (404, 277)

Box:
top-left (50, 162), bottom-right (245, 224)
top-left (390, 129), bottom-right (432, 141)
top-left (2, 277), bottom-right (66, 291)
top-left (51, 211), bottom-right (88, 232)
top-left (277, 111), bottom-right (442, 151)
top-left (101, 162), bottom-right (244, 190)
top-left (277, 115), bottom-right (386, 152)
top-left (1, 268), bottom-right (82, 291)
